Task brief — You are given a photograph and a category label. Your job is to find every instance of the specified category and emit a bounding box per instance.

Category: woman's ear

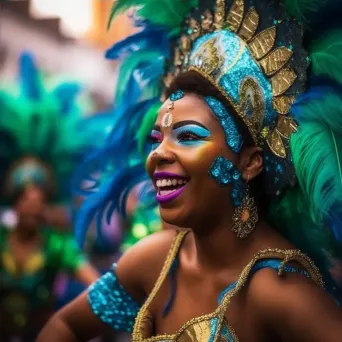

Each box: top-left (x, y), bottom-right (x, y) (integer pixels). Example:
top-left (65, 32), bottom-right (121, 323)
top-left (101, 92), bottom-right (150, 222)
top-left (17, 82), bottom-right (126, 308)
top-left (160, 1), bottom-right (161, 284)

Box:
top-left (238, 146), bottom-right (263, 181)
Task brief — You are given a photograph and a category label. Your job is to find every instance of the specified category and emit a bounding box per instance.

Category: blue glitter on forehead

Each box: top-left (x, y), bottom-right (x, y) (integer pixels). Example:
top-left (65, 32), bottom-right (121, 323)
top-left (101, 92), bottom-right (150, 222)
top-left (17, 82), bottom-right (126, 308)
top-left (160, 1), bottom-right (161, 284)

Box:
top-left (170, 90), bottom-right (184, 102)
top-left (204, 96), bottom-right (243, 153)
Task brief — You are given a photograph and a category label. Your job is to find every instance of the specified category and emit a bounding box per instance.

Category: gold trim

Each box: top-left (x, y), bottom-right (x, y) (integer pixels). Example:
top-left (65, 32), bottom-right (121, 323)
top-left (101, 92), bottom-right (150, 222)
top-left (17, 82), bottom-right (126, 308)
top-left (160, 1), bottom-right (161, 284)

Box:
top-left (132, 248), bottom-right (324, 341)
top-left (272, 95), bottom-right (295, 115)
top-left (248, 26), bottom-right (276, 60)
top-left (259, 47), bottom-right (293, 76)
top-left (214, 0), bottom-right (226, 30)
top-left (266, 130), bottom-right (286, 158)
top-left (226, 0), bottom-right (244, 33)
top-left (238, 8), bottom-right (259, 42)
top-left (271, 67), bottom-right (297, 96)
top-left (133, 230), bottom-right (189, 341)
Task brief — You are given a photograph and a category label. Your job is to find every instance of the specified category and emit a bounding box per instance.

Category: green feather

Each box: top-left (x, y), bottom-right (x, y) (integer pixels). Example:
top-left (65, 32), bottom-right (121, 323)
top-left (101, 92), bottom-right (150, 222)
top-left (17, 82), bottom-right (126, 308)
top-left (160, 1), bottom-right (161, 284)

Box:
top-left (310, 30), bottom-right (342, 85)
top-left (284, 0), bottom-right (326, 23)
top-left (108, 0), bottom-right (198, 35)
top-left (136, 101), bottom-right (161, 157)
top-left (270, 92), bottom-right (342, 274)
top-left (290, 93), bottom-right (342, 225)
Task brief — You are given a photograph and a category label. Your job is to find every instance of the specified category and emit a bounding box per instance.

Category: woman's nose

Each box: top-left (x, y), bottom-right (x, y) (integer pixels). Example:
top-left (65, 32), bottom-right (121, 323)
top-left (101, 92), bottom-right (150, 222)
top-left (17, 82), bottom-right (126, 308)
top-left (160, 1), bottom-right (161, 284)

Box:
top-left (150, 143), bottom-right (176, 166)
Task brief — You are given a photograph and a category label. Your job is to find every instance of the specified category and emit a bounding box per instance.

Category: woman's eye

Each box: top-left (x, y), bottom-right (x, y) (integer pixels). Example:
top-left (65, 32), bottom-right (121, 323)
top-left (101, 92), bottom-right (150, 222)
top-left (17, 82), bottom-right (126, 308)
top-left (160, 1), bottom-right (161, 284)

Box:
top-left (148, 135), bottom-right (161, 149)
top-left (177, 131), bottom-right (202, 141)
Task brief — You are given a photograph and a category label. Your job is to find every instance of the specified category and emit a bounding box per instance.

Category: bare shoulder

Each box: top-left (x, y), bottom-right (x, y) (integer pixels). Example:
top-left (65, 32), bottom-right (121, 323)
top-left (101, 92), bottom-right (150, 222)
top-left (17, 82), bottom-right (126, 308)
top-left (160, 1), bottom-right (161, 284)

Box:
top-left (116, 229), bottom-right (179, 302)
top-left (246, 268), bottom-right (342, 341)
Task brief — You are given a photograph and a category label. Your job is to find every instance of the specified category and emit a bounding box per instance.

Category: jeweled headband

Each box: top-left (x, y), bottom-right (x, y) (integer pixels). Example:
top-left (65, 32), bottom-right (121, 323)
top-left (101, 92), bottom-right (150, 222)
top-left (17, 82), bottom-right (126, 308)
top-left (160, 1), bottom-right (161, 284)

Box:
top-left (164, 0), bottom-right (309, 195)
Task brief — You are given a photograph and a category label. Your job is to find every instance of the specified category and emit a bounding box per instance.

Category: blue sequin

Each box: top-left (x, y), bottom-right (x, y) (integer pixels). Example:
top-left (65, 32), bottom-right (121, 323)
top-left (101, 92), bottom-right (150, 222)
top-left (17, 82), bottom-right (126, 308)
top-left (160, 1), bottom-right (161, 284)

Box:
top-left (209, 156), bottom-right (244, 206)
top-left (88, 265), bottom-right (141, 332)
top-left (170, 90), bottom-right (184, 102)
top-left (190, 31), bottom-right (277, 128)
top-left (218, 259), bottom-right (309, 304)
top-left (209, 156), bottom-right (234, 185)
top-left (204, 96), bottom-right (243, 153)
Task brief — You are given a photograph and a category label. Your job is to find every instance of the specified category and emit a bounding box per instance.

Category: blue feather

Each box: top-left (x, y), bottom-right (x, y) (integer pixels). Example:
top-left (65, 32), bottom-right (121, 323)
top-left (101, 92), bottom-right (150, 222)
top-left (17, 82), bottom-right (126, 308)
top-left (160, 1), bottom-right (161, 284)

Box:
top-left (19, 52), bottom-right (42, 101)
top-left (53, 83), bottom-right (81, 115)
top-left (105, 24), bottom-right (169, 60)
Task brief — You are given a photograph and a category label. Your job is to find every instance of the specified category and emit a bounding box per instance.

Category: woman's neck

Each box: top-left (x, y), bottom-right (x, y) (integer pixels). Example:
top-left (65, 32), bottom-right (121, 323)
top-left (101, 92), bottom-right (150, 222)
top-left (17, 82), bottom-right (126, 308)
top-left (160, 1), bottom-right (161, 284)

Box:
top-left (14, 224), bottom-right (40, 242)
top-left (187, 215), bottom-right (278, 272)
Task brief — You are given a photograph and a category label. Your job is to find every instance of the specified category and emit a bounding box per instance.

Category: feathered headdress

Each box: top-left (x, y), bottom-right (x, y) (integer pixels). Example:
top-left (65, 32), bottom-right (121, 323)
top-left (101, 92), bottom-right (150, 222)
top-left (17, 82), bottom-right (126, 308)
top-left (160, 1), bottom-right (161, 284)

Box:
top-left (0, 52), bottom-right (114, 203)
top-left (74, 0), bottom-right (342, 302)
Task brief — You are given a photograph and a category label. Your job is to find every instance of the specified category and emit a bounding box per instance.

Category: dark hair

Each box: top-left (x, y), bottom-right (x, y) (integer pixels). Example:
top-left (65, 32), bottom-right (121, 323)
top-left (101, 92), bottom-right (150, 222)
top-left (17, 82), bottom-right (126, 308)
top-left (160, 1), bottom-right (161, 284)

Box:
top-left (166, 70), bottom-right (270, 212)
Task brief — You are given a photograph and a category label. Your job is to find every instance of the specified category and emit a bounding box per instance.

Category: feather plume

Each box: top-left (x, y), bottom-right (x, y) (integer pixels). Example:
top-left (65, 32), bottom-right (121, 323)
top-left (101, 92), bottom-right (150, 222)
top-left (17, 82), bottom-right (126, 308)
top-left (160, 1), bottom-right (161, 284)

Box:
top-left (105, 25), bottom-right (169, 60)
top-left (310, 30), bottom-right (342, 85)
top-left (290, 91), bottom-right (342, 230)
top-left (19, 52), bottom-right (43, 101)
top-left (0, 52), bottom-right (113, 202)
top-left (284, 0), bottom-right (327, 23)
top-left (136, 101), bottom-right (161, 156)
top-left (108, 0), bottom-right (198, 35)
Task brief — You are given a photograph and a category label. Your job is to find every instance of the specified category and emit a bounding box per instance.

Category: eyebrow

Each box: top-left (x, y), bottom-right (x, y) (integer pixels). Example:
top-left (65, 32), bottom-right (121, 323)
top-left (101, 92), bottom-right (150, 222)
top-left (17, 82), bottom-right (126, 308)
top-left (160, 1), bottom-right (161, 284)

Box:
top-left (173, 120), bottom-right (209, 130)
top-left (152, 125), bottom-right (161, 132)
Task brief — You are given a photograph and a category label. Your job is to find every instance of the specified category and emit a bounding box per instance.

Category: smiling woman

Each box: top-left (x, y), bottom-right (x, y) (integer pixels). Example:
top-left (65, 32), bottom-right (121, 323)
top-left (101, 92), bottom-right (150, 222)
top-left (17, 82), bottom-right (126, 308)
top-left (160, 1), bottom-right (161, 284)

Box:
top-left (38, 0), bottom-right (342, 341)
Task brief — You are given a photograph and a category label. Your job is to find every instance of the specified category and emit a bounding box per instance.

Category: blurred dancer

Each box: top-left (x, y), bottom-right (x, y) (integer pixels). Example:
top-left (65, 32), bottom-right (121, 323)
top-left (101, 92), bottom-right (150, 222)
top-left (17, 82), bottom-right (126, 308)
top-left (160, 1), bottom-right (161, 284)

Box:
top-left (0, 182), bottom-right (98, 341)
top-left (0, 51), bottom-right (114, 341)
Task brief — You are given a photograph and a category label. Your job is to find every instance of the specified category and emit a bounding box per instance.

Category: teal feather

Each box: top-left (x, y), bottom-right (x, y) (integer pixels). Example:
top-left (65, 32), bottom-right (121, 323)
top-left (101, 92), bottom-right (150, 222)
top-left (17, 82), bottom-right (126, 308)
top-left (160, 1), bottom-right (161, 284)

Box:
top-left (270, 91), bottom-right (342, 283)
top-left (290, 93), bottom-right (342, 226)
top-left (284, 0), bottom-right (326, 23)
top-left (0, 52), bottom-right (113, 202)
top-left (310, 30), bottom-right (342, 85)
top-left (108, 0), bottom-right (198, 35)
top-left (115, 50), bottom-right (164, 104)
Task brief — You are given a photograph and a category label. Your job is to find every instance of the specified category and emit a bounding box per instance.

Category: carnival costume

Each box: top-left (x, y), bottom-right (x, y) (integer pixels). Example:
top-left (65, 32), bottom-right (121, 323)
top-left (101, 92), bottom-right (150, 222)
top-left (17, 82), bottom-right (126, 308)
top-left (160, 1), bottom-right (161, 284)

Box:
top-left (73, 0), bottom-right (342, 340)
top-left (0, 52), bottom-right (113, 336)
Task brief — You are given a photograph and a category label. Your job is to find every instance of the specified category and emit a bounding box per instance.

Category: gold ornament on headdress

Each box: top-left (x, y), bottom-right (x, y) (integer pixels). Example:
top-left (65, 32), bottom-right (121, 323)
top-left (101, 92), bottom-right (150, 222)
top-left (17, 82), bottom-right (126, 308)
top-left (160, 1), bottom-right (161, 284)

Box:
top-left (165, 0), bottom-right (299, 159)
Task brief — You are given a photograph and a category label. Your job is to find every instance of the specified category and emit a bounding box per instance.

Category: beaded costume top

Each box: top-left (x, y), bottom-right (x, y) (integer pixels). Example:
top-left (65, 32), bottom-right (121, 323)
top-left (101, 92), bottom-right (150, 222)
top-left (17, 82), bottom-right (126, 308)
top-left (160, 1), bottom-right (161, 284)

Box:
top-left (131, 230), bottom-right (324, 341)
top-left (89, 230), bottom-right (325, 340)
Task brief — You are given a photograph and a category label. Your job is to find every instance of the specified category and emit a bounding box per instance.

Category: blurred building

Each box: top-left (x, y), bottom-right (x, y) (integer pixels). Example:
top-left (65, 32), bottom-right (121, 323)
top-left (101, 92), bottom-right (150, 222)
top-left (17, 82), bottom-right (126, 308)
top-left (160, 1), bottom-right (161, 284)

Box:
top-left (0, 0), bottom-right (135, 109)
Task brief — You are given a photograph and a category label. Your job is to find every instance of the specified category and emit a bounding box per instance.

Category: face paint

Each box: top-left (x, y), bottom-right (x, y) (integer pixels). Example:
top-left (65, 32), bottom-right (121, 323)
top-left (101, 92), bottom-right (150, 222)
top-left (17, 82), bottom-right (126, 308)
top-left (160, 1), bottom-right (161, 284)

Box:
top-left (173, 122), bottom-right (211, 146)
top-left (148, 129), bottom-right (162, 150)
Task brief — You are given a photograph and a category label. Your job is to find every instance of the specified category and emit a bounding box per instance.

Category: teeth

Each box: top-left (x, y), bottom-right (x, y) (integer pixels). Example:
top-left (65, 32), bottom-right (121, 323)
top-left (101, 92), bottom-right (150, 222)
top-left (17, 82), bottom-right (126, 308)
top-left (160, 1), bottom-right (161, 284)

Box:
top-left (160, 189), bottom-right (176, 196)
top-left (156, 178), bottom-right (188, 189)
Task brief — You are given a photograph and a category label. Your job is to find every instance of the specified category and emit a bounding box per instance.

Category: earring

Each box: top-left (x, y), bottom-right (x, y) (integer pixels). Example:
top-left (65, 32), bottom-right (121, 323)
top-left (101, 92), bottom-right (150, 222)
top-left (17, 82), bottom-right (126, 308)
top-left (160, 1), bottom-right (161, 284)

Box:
top-left (232, 176), bottom-right (258, 239)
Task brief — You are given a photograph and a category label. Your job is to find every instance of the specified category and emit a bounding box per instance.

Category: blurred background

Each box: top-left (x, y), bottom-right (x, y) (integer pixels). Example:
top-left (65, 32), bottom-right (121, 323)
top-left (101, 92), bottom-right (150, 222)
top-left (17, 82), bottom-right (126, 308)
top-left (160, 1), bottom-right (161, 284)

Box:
top-left (0, 1), bottom-right (146, 341)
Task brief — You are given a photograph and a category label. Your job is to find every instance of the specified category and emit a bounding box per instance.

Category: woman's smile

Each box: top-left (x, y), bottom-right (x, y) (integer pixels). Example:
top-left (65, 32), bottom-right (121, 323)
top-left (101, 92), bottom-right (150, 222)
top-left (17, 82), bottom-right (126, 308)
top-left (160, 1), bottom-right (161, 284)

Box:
top-left (153, 171), bottom-right (189, 204)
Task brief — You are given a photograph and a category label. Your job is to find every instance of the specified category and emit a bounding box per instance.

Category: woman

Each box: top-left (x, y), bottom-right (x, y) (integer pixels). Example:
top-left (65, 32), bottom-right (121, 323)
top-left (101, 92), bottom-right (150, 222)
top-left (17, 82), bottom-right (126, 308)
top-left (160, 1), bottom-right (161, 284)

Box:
top-left (38, 0), bottom-right (342, 341)
top-left (0, 183), bottom-right (99, 341)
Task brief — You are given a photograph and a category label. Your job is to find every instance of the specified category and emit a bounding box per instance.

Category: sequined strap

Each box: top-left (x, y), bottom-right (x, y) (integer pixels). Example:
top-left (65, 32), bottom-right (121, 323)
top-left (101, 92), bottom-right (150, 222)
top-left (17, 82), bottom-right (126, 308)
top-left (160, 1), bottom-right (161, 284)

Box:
top-left (218, 248), bottom-right (324, 313)
top-left (88, 265), bottom-right (141, 332)
top-left (133, 229), bottom-right (189, 339)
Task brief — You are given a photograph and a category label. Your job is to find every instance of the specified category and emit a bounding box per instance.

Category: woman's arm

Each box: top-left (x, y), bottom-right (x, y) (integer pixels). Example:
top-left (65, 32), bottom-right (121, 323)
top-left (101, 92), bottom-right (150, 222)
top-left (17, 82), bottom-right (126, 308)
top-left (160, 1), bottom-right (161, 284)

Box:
top-left (74, 263), bottom-right (99, 285)
top-left (38, 291), bottom-right (111, 342)
top-left (37, 229), bottom-right (176, 341)
top-left (250, 269), bottom-right (342, 341)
